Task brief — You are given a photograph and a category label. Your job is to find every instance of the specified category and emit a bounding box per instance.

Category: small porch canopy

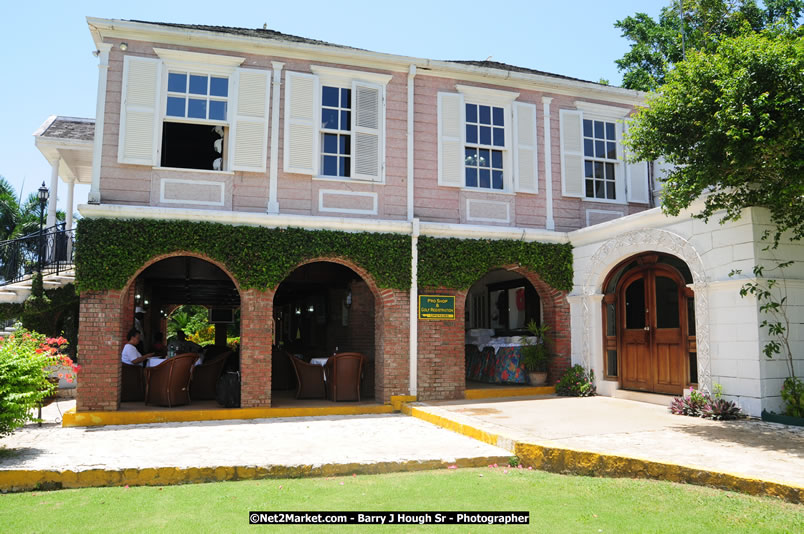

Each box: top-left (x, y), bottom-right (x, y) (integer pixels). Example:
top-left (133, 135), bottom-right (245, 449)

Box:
top-left (33, 115), bottom-right (95, 231)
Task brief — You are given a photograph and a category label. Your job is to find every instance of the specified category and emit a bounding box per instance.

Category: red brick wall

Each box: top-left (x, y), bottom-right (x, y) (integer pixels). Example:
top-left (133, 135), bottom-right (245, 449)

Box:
top-left (240, 288), bottom-right (274, 408)
top-left (77, 289), bottom-right (126, 411)
top-left (416, 289), bottom-right (467, 401)
top-left (374, 288), bottom-right (410, 402)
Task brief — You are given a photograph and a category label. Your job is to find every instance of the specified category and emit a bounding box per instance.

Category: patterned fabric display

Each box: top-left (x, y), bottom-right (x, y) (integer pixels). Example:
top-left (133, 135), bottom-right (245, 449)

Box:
top-left (492, 346), bottom-right (527, 384)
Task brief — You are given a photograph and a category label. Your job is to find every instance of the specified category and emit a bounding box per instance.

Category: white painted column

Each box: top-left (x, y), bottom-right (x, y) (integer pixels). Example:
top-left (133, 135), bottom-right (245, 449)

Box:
top-left (46, 156), bottom-right (60, 228)
top-left (65, 178), bottom-right (75, 258)
top-left (409, 217), bottom-right (420, 396)
top-left (406, 64), bottom-right (416, 221)
top-left (542, 97), bottom-right (555, 230)
top-left (267, 61), bottom-right (284, 214)
top-left (89, 43), bottom-right (112, 204)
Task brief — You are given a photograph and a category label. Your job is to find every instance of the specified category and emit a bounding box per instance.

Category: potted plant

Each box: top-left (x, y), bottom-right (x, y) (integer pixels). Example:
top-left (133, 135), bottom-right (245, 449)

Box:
top-left (519, 320), bottom-right (552, 386)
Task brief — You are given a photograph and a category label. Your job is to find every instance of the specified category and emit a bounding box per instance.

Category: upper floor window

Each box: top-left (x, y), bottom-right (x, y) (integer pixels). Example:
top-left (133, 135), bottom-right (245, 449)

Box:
top-left (583, 119), bottom-right (617, 200)
top-left (166, 72), bottom-right (229, 121)
top-left (465, 104), bottom-right (505, 190)
top-left (321, 86), bottom-right (352, 178)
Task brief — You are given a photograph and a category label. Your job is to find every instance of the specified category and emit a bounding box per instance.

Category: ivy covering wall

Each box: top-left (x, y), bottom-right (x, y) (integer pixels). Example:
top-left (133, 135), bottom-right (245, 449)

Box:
top-left (417, 236), bottom-right (573, 291)
top-left (75, 219), bottom-right (412, 292)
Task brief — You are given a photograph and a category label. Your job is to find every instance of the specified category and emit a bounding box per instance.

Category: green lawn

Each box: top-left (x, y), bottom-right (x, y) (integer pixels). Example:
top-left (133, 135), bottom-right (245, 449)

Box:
top-left (1, 467), bottom-right (801, 533)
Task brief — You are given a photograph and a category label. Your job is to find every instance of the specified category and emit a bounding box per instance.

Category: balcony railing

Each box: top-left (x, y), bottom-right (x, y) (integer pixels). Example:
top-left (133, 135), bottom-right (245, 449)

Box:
top-left (0, 225), bottom-right (75, 286)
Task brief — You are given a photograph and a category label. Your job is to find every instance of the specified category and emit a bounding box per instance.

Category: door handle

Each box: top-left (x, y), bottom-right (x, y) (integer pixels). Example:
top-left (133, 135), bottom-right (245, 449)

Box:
top-left (644, 326), bottom-right (650, 331)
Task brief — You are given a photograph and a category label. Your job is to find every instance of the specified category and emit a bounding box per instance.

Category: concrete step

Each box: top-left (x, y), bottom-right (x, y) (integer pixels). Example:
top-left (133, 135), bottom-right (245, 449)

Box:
top-left (613, 389), bottom-right (675, 407)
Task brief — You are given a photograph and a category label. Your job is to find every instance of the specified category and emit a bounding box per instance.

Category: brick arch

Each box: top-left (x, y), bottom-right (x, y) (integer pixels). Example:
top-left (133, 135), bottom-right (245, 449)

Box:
top-left (273, 256), bottom-right (409, 403)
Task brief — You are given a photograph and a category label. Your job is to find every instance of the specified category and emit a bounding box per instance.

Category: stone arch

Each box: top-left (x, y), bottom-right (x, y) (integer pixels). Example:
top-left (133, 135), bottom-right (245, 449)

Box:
top-left (579, 228), bottom-right (711, 392)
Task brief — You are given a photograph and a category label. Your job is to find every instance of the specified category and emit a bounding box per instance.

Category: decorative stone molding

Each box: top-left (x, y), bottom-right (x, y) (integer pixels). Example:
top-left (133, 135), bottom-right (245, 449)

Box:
top-left (577, 228), bottom-right (712, 392)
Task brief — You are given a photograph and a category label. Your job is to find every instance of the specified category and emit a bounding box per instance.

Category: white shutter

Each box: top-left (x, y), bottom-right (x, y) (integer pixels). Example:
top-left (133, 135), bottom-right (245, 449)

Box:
top-left (118, 56), bottom-right (160, 165)
top-left (559, 109), bottom-right (584, 198)
top-left (626, 160), bottom-right (650, 203)
top-left (230, 68), bottom-right (270, 172)
top-left (513, 101), bottom-right (538, 193)
top-left (351, 81), bottom-right (383, 181)
top-left (438, 92), bottom-right (465, 187)
top-left (283, 71), bottom-right (319, 175)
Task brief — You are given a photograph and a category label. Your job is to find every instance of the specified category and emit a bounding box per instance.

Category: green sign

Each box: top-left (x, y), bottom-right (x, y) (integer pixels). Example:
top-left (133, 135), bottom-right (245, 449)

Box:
top-left (418, 295), bottom-right (456, 320)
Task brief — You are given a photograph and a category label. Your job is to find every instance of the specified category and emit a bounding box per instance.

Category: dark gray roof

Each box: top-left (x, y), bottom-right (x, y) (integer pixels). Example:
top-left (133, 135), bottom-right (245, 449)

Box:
top-left (128, 20), bottom-right (604, 86)
top-left (41, 117), bottom-right (95, 142)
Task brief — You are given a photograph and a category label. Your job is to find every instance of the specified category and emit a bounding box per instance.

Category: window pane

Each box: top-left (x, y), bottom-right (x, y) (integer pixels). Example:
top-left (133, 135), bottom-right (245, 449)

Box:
top-left (466, 104), bottom-right (477, 123)
top-left (466, 167), bottom-right (478, 187)
top-left (341, 88), bottom-right (351, 108)
top-left (606, 303), bottom-right (616, 337)
top-left (341, 111), bottom-right (351, 131)
top-left (189, 75), bottom-right (207, 95)
top-left (584, 161), bottom-right (594, 177)
top-left (595, 180), bottom-right (605, 198)
top-left (492, 170), bottom-right (503, 189)
top-left (323, 155), bottom-right (338, 175)
top-left (209, 100), bottom-right (226, 121)
top-left (321, 108), bottom-right (338, 129)
top-left (479, 126), bottom-right (491, 145)
top-left (340, 135), bottom-right (351, 155)
top-left (479, 105), bottom-right (491, 124)
top-left (466, 124), bottom-right (478, 144)
top-left (687, 297), bottom-right (696, 335)
top-left (583, 119), bottom-right (593, 138)
top-left (594, 120), bottom-right (604, 138)
top-left (625, 279), bottom-right (645, 329)
top-left (584, 139), bottom-right (593, 157)
top-left (188, 99), bottom-right (206, 119)
top-left (655, 276), bottom-right (680, 328)
top-left (210, 77), bottom-right (228, 97)
top-left (479, 149), bottom-right (490, 167)
top-left (168, 73), bottom-right (187, 93)
top-left (689, 352), bottom-right (698, 383)
top-left (606, 182), bottom-right (615, 199)
top-left (166, 96), bottom-right (185, 117)
top-left (465, 147), bottom-right (478, 166)
top-left (492, 107), bottom-right (504, 126)
top-left (594, 161), bottom-right (604, 179)
top-left (607, 349), bottom-right (618, 377)
top-left (585, 180), bottom-right (594, 197)
top-left (606, 122), bottom-right (615, 140)
top-left (493, 127), bottom-right (504, 147)
top-left (491, 150), bottom-right (502, 169)
top-left (595, 140), bottom-right (605, 158)
top-left (479, 169), bottom-right (490, 188)
top-left (323, 133), bottom-right (338, 154)
top-left (322, 86), bottom-right (339, 107)
top-left (605, 162), bottom-right (615, 180)
top-left (607, 142), bottom-right (617, 159)
top-left (340, 156), bottom-right (350, 177)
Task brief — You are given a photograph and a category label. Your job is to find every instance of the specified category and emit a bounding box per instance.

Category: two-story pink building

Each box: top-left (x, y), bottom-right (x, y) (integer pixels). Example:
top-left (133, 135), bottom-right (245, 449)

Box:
top-left (38, 18), bottom-right (801, 418)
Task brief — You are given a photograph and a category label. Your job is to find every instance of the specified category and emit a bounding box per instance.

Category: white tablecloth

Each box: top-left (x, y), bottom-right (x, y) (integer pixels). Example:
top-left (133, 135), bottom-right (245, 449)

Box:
top-left (310, 358), bottom-right (329, 367)
top-left (147, 357), bottom-right (166, 367)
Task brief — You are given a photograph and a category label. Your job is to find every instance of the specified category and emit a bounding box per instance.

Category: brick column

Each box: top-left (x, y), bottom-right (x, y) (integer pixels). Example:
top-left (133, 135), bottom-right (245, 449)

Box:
top-left (77, 289), bottom-right (126, 411)
top-left (374, 288), bottom-right (410, 403)
top-left (239, 288), bottom-right (273, 408)
top-left (416, 288), bottom-right (467, 401)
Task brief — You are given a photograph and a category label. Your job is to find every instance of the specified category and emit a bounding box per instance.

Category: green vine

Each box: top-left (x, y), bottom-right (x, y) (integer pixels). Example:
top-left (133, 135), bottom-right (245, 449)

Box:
top-left (75, 218), bottom-right (412, 291)
top-left (418, 237), bottom-right (573, 291)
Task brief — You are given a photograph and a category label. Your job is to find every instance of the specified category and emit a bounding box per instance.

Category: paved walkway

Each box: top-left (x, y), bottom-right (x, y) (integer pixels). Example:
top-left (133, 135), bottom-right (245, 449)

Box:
top-left (412, 396), bottom-right (804, 488)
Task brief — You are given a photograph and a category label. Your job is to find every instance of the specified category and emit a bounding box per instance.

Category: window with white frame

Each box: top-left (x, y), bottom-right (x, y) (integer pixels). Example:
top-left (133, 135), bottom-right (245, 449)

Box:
top-left (117, 49), bottom-right (271, 174)
top-left (320, 86), bottom-right (352, 177)
top-left (464, 103), bottom-right (505, 190)
top-left (284, 66), bottom-right (390, 182)
top-left (583, 118), bottom-right (618, 200)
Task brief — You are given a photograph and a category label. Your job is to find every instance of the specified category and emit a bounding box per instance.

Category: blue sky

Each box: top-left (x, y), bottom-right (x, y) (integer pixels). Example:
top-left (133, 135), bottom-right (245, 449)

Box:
top-left (1, 0), bottom-right (666, 213)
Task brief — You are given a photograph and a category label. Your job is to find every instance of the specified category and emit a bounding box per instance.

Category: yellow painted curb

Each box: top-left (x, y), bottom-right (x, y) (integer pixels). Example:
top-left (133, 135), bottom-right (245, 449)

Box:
top-left (0, 455), bottom-right (511, 493)
top-left (390, 395), bottom-right (417, 411)
top-left (402, 404), bottom-right (803, 504)
top-left (464, 386), bottom-right (555, 399)
top-left (63, 404), bottom-right (394, 427)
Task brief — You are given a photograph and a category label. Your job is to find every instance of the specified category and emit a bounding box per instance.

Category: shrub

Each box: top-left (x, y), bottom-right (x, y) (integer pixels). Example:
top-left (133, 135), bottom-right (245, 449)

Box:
top-left (670, 385), bottom-right (743, 420)
top-left (780, 377), bottom-right (804, 418)
top-left (556, 365), bottom-right (596, 397)
top-left (0, 330), bottom-right (72, 436)
top-left (701, 398), bottom-right (743, 420)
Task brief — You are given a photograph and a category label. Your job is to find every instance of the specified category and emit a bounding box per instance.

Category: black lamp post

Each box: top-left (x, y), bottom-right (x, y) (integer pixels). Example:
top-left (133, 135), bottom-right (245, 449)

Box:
top-left (37, 181), bottom-right (49, 275)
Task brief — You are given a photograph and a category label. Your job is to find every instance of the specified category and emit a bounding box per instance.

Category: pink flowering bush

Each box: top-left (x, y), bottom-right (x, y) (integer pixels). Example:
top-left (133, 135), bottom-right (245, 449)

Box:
top-left (555, 364), bottom-right (596, 397)
top-left (0, 329), bottom-right (76, 436)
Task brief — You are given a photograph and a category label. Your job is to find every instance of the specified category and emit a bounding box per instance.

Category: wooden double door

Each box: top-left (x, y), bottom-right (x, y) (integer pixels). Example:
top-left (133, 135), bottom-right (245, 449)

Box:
top-left (618, 264), bottom-right (689, 394)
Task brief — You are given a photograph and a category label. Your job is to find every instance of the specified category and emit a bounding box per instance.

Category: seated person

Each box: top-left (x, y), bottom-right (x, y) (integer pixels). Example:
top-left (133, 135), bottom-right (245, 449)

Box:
top-left (151, 331), bottom-right (167, 356)
top-left (121, 328), bottom-right (155, 365)
top-left (167, 330), bottom-right (204, 365)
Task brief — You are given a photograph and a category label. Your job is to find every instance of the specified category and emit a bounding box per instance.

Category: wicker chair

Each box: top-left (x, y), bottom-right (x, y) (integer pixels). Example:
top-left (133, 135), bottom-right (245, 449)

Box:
top-left (121, 363), bottom-right (145, 402)
top-left (190, 351), bottom-right (231, 400)
top-left (325, 352), bottom-right (365, 402)
top-left (288, 354), bottom-right (326, 399)
top-left (271, 346), bottom-right (297, 391)
top-left (145, 353), bottom-right (199, 407)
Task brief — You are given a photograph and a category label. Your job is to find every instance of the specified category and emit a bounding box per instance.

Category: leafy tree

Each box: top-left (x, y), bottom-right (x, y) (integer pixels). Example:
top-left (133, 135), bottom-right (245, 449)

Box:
top-left (167, 305), bottom-right (209, 340)
top-left (615, 0), bottom-right (803, 90)
top-left (625, 27), bottom-right (804, 245)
